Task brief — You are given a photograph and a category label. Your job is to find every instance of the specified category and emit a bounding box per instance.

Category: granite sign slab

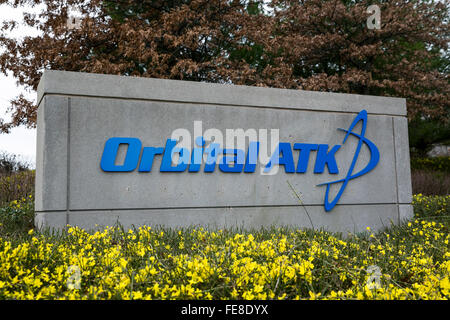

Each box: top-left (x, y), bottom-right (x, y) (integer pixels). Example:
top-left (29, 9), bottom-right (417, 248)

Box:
top-left (35, 71), bottom-right (412, 232)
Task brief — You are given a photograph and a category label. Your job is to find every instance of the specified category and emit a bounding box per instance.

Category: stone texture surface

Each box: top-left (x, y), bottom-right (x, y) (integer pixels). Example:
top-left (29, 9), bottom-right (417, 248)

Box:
top-left (37, 204), bottom-right (399, 234)
top-left (35, 211), bottom-right (67, 230)
top-left (399, 204), bottom-right (414, 223)
top-left (37, 70), bottom-right (406, 116)
top-left (67, 97), bottom-right (397, 210)
top-left (35, 71), bottom-right (412, 233)
top-left (35, 95), bottom-right (69, 212)
top-left (393, 117), bottom-right (413, 204)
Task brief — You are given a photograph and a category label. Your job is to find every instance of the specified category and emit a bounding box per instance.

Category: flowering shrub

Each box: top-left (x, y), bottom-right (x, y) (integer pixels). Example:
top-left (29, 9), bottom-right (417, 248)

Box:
top-left (411, 157), bottom-right (450, 173)
top-left (0, 194), bottom-right (448, 300)
top-left (0, 195), bottom-right (34, 236)
top-left (0, 218), bottom-right (448, 300)
top-left (0, 170), bottom-right (34, 206)
top-left (413, 194), bottom-right (450, 218)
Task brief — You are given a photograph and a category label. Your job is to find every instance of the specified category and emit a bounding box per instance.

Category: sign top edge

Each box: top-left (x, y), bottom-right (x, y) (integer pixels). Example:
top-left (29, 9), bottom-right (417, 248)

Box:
top-left (37, 70), bottom-right (406, 116)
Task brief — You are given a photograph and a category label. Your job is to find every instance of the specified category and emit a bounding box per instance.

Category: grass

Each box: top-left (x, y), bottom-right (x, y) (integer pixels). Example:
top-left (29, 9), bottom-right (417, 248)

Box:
top-left (410, 157), bottom-right (449, 196)
top-left (412, 170), bottom-right (450, 195)
top-left (0, 170), bottom-right (35, 206)
top-left (0, 195), bottom-right (35, 241)
top-left (0, 194), bottom-right (448, 300)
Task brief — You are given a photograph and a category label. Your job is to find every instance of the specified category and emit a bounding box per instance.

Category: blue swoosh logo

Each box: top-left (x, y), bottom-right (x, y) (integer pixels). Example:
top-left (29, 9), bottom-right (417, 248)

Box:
top-left (318, 110), bottom-right (380, 211)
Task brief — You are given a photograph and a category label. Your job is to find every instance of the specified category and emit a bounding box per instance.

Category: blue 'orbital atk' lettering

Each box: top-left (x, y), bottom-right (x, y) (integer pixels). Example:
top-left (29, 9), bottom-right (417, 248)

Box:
top-left (99, 110), bottom-right (379, 211)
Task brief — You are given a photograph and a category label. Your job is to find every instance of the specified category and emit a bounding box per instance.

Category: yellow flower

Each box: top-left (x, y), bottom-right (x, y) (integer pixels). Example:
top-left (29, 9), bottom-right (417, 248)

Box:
top-left (132, 291), bottom-right (143, 300)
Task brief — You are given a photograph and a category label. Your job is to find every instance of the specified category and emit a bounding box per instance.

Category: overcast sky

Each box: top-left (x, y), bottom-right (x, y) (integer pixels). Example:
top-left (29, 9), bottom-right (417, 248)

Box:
top-left (0, 4), bottom-right (44, 166)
